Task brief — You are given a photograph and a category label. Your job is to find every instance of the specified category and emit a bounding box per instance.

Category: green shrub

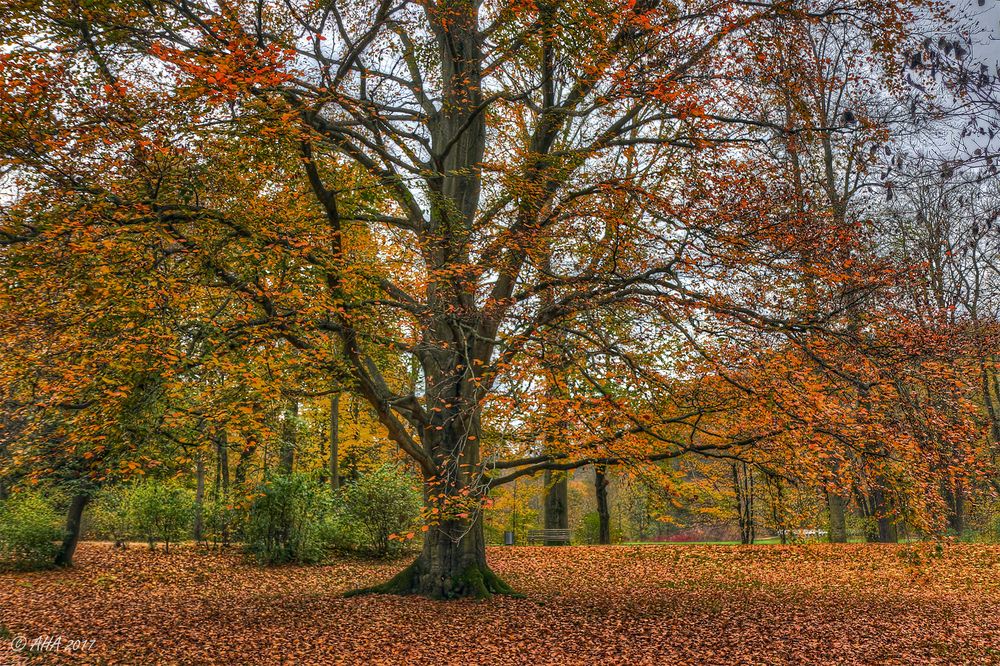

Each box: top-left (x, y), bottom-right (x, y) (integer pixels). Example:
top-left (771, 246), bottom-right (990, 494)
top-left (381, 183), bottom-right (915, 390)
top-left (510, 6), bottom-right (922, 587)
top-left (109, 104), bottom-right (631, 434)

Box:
top-left (576, 511), bottom-right (620, 545)
top-left (89, 487), bottom-right (132, 546)
top-left (245, 473), bottom-right (333, 565)
top-left (342, 464), bottom-right (422, 558)
top-left (128, 479), bottom-right (194, 553)
top-left (316, 504), bottom-right (366, 553)
top-left (202, 495), bottom-right (242, 547)
top-left (0, 494), bottom-right (64, 570)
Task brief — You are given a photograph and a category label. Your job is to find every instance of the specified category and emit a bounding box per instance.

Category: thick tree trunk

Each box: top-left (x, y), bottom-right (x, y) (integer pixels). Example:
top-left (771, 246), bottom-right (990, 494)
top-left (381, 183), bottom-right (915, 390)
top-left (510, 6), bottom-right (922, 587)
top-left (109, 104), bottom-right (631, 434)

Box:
top-left (330, 393), bottom-right (340, 491)
top-left (193, 455), bottom-right (205, 542)
top-left (341, 0), bottom-right (499, 601)
top-left (595, 465), bottom-right (611, 545)
top-left (877, 516), bottom-right (898, 543)
top-left (543, 469), bottom-right (568, 545)
top-left (54, 494), bottom-right (89, 567)
top-left (827, 492), bottom-right (848, 543)
top-left (347, 514), bottom-right (513, 599)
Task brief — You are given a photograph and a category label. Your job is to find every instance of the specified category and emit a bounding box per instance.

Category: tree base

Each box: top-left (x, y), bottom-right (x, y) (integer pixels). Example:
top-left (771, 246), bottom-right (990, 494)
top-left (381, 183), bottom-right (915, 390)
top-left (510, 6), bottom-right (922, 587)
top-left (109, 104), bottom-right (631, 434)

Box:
top-left (345, 559), bottom-right (521, 600)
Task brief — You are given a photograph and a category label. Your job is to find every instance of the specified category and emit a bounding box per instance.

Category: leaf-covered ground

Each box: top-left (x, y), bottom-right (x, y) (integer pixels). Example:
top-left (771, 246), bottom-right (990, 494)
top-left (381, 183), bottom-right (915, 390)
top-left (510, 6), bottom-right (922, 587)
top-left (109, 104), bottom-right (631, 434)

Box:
top-left (2, 543), bottom-right (1000, 665)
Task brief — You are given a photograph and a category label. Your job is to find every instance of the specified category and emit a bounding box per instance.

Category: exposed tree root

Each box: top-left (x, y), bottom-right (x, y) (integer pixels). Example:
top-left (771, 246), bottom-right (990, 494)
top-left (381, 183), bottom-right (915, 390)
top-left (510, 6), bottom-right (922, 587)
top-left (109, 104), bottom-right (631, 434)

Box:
top-left (345, 559), bottom-right (521, 600)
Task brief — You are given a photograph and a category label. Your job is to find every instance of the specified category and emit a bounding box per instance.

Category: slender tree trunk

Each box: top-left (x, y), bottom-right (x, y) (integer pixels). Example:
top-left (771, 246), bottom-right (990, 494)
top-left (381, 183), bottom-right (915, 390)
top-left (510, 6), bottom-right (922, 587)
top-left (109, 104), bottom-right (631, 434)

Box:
top-left (0, 411), bottom-right (12, 502)
top-left (940, 476), bottom-right (965, 536)
top-left (827, 492), bottom-right (848, 543)
top-left (0, 441), bottom-right (8, 502)
top-left (543, 470), bottom-right (568, 544)
top-left (766, 474), bottom-right (787, 544)
top-left (947, 482), bottom-right (965, 536)
top-left (216, 430), bottom-right (230, 546)
top-left (981, 362), bottom-right (1000, 453)
top-left (855, 487), bottom-right (877, 541)
top-left (279, 399), bottom-right (297, 475)
top-left (733, 462), bottom-right (755, 545)
top-left (538, 236), bottom-right (571, 546)
top-left (595, 465), bottom-right (611, 545)
top-left (193, 455), bottom-right (205, 542)
top-left (318, 413), bottom-right (328, 488)
top-left (217, 431), bottom-right (230, 494)
top-left (330, 393), bottom-right (340, 491)
top-left (54, 494), bottom-right (89, 567)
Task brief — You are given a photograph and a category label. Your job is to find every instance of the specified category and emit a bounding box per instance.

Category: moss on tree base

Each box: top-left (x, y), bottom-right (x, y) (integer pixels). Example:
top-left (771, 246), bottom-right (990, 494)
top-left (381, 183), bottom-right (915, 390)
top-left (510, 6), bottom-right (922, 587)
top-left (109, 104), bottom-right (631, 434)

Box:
top-left (345, 559), bottom-right (521, 600)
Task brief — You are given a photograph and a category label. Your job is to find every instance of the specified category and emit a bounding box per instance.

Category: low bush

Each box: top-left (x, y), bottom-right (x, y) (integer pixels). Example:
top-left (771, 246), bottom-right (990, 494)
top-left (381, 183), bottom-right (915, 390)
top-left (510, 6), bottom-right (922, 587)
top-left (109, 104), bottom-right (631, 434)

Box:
top-left (316, 504), bottom-right (366, 553)
top-left (89, 487), bottom-right (132, 547)
top-left (341, 464), bottom-right (422, 558)
top-left (0, 493), bottom-right (64, 570)
top-left (245, 473), bottom-right (334, 564)
top-left (128, 480), bottom-right (194, 553)
top-left (201, 495), bottom-right (241, 547)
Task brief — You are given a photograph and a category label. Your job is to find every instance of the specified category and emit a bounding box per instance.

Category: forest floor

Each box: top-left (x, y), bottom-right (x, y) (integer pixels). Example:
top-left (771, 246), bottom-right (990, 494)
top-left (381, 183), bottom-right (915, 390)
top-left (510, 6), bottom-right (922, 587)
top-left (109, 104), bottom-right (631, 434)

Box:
top-left (2, 542), bottom-right (1000, 665)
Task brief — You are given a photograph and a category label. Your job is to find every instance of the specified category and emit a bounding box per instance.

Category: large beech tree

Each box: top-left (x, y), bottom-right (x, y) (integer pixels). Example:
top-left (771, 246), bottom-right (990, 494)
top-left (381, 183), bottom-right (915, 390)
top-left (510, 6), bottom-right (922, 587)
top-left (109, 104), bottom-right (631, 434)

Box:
top-left (0, 0), bottom-right (946, 596)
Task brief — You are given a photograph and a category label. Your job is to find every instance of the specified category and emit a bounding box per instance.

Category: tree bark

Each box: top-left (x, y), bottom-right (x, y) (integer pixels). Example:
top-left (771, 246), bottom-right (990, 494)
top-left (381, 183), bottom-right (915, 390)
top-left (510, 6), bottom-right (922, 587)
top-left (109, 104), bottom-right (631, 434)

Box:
top-left (856, 482), bottom-right (897, 543)
top-left (543, 469), bottom-right (569, 544)
top-left (217, 430), bottom-right (230, 494)
top-left (827, 492), bottom-right (848, 543)
top-left (0, 442), bottom-right (8, 502)
top-left (54, 494), bottom-right (89, 567)
top-left (595, 464), bottom-right (611, 545)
